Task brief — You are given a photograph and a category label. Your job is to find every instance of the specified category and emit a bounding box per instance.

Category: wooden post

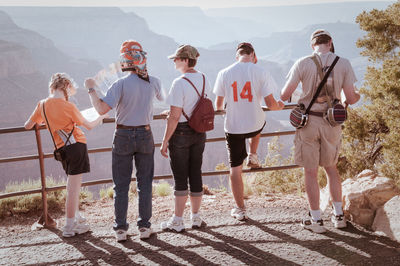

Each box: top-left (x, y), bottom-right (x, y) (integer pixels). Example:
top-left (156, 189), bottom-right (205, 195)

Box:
top-left (33, 125), bottom-right (56, 228)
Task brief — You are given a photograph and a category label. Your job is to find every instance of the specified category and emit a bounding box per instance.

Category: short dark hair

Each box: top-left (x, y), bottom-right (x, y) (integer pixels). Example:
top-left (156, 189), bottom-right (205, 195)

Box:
top-left (177, 57), bottom-right (197, 67)
top-left (312, 33), bottom-right (331, 46)
top-left (188, 58), bottom-right (197, 67)
top-left (311, 32), bottom-right (334, 52)
top-left (236, 42), bottom-right (255, 56)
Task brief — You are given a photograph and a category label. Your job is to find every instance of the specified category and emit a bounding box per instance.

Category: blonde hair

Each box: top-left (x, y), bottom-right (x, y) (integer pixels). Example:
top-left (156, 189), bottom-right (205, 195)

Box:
top-left (48, 73), bottom-right (76, 101)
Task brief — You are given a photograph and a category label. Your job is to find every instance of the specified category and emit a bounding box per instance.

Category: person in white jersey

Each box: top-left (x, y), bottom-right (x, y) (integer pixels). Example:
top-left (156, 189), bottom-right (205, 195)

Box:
top-left (281, 30), bottom-right (360, 233)
top-left (160, 45), bottom-right (212, 232)
top-left (214, 42), bottom-right (284, 221)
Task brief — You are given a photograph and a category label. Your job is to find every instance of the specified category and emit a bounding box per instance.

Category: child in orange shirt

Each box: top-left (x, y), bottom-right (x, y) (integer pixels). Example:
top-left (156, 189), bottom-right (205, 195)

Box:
top-left (25, 73), bottom-right (107, 237)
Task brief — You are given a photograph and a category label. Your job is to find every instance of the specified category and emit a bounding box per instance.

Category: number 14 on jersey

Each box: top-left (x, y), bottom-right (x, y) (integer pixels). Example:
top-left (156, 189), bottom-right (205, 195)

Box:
top-left (231, 81), bottom-right (253, 102)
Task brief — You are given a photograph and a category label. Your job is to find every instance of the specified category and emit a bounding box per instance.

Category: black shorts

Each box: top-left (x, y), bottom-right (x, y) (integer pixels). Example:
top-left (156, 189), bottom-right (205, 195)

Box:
top-left (60, 142), bottom-right (90, 175)
top-left (225, 122), bottom-right (265, 167)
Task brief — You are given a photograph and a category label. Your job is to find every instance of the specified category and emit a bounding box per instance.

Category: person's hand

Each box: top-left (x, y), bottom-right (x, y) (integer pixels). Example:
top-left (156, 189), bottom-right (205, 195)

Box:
top-left (160, 141), bottom-right (168, 158)
top-left (160, 109), bottom-right (170, 119)
top-left (277, 100), bottom-right (285, 110)
top-left (98, 113), bottom-right (109, 125)
top-left (84, 78), bottom-right (96, 89)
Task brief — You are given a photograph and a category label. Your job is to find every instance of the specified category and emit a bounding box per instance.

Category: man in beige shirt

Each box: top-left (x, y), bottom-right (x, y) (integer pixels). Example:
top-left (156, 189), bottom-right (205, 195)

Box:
top-left (281, 29), bottom-right (360, 233)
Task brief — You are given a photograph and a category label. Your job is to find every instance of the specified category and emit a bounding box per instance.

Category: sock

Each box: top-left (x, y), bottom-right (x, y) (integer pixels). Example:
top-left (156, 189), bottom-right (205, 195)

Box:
top-left (173, 215), bottom-right (182, 221)
top-left (310, 209), bottom-right (321, 221)
top-left (332, 201), bottom-right (344, 216)
top-left (66, 217), bottom-right (75, 227)
top-left (191, 212), bottom-right (200, 218)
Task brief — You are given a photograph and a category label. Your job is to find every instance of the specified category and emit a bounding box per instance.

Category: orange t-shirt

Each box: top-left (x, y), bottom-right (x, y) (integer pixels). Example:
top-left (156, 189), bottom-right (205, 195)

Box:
top-left (28, 98), bottom-right (87, 149)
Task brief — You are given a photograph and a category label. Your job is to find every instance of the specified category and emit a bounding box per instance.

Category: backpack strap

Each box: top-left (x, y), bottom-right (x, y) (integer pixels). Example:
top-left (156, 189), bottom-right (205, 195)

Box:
top-left (305, 56), bottom-right (339, 115)
top-left (181, 74), bottom-right (205, 121)
top-left (42, 100), bottom-right (75, 149)
top-left (310, 54), bottom-right (336, 108)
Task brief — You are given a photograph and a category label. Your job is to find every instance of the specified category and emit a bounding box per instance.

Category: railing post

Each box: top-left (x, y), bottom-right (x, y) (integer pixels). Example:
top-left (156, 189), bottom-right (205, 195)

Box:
top-left (33, 124), bottom-right (56, 228)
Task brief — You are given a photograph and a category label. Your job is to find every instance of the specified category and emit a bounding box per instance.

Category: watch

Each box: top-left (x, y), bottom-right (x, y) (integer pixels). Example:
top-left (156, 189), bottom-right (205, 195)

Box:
top-left (88, 88), bottom-right (95, 94)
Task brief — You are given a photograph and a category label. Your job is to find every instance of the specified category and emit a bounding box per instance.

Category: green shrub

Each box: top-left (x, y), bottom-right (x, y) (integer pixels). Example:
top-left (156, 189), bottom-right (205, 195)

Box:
top-left (0, 176), bottom-right (92, 219)
top-left (246, 137), bottom-right (304, 195)
top-left (339, 2), bottom-right (400, 187)
top-left (154, 182), bottom-right (173, 197)
top-left (99, 186), bottom-right (114, 200)
top-left (242, 175), bottom-right (253, 198)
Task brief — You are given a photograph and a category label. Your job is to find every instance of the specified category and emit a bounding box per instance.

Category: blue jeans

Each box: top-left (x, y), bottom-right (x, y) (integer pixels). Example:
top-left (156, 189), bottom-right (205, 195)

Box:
top-left (168, 122), bottom-right (206, 196)
top-left (112, 127), bottom-right (154, 230)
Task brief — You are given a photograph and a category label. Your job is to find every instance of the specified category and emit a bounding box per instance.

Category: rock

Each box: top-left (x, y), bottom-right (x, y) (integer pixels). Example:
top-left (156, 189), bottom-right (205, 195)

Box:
top-left (372, 196), bottom-right (400, 242)
top-left (320, 169), bottom-right (399, 229)
top-left (355, 169), bottom-right (377, 179)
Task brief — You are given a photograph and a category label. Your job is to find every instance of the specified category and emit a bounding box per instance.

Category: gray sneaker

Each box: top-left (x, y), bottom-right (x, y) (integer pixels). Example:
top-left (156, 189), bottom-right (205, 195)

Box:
top-left (115, 229), bottom-right (128, 242)
top-left (160, 217), bottom-right (185, 233)
top-left (75, 214), bottom-right (86, 225)
top-left (191, 214), bottom-right (206, 229)
top-left (139, 227), bottom-right (153, 240)
top-left (301, 213), bottom-right (326, 234)
top-left (331, 214), bottom-right (347, 229)
top-left (246, 154), bottom-right (261, 169)
top-left (62, 222), bottom-right (90, 237)
top-left (231, 207), bottom-right (248, 221)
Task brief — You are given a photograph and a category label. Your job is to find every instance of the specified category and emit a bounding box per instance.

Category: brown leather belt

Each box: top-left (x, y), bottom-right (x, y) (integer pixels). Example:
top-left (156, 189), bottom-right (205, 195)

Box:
top-left (309, 111), bottom-right (324, 117)
top-left (116, 124), bottom-right (150, 130)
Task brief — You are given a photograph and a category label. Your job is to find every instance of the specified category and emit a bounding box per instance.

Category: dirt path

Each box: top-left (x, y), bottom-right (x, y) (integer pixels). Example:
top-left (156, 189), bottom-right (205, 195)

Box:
top-left (1, 193), bottom-right (400, 265)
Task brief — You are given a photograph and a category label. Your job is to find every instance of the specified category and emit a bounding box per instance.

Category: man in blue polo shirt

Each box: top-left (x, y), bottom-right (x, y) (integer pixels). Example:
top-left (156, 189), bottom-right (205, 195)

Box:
top-left (84, 40), bottom-right (163, 241)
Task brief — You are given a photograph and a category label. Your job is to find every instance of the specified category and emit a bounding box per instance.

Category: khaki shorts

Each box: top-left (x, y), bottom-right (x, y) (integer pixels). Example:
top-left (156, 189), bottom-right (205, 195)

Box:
top-left (294, 116), bottom-right (341, 169)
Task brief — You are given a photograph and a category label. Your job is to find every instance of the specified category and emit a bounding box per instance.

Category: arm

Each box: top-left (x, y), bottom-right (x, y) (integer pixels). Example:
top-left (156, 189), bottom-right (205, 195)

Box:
top-left (155, 79), bottom-right (165, 102)
top-left (343, 84), bottom-right (360, 105)
top-left (81, 114), bottom-right (109, 130)
top-left (24, 119), bottom-right (36, 130)
top-left (215, 96), bottom-right (225, 111)
top-left (25, 102), bottom-right (43, 130)
top-left (84, 78), bottom-right (112, 115)
top-left (264, 94), bottom-right (284, 110)
top-left (280, 81), bottom-right (298, 102)
top-left (160, 106), bottom-right (182, 158)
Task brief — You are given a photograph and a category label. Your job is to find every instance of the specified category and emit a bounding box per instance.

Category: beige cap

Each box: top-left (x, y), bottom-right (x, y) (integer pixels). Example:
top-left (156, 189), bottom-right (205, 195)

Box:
top-left (168, 44), bottom-right (200, 60)
top-left (310, 29), bottom-right (332, 41)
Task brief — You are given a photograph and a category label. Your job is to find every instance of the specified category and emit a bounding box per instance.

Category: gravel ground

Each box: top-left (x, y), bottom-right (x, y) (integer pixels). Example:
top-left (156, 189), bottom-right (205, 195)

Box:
top-left (1, 192), bottom-right (400, 265)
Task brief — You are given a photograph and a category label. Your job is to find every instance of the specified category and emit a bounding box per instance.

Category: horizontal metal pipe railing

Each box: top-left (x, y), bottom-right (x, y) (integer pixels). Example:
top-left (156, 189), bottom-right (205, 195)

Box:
top-left (0, 104), bottom-right (298, 200)
top-left (0, 131), bottom-right (296, 164)
top-left (0, 104), bottom-right (297, 135)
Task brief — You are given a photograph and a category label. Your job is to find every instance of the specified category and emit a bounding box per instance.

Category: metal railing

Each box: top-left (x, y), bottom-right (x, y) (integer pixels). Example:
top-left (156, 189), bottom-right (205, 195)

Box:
top-left (0, 104), bottom-right (299, 227)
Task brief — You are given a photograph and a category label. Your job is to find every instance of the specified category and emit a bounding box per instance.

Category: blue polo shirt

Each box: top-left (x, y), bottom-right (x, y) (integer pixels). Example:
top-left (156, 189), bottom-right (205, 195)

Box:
top-left (102, 73), bottom-right (163, 126)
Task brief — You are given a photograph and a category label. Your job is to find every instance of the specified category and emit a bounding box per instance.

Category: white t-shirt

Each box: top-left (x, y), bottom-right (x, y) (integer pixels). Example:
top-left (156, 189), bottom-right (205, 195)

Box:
top-left (166, 72), bottom-right (212, 123)
top-left (213, 62), bottom-right (276, 134)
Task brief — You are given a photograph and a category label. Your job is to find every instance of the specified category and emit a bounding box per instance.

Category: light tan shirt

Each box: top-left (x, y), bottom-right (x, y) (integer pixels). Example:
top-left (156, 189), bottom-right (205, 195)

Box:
top-left (286, 51), bottom-right (357, 112)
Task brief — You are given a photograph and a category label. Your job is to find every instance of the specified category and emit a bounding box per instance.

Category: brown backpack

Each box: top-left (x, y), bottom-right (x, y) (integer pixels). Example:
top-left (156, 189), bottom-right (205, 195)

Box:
top-left (182, 74), bottom-right (215, 133)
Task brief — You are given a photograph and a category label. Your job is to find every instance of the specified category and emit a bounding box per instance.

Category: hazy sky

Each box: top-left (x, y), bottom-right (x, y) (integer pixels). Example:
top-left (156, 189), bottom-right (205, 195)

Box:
top-left (0, 0), bottom-right (394, 9)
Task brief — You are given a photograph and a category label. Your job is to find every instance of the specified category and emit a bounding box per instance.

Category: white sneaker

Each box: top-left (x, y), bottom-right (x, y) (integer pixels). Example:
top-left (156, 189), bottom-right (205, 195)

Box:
top-left (160, 217), bottom-right (185, 233)
top-left (75, 214), bottom-right (86, 224)
top-left (301, 215), bottom-right (327, 234)
top-left (115, 229), bottom-right (128, 242)
top-left (62, 222), bottom-right (90, 237)
top-left (247, 154), bottom-right (261, 169)
top-left (231, 207), bottom-right (248, 221)
top-left (191, 214), bottom-right (206, 229)
top-left (139, 227), bottom-right (153, 240)
top-left (331, 214), bottom-right (347, 229)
